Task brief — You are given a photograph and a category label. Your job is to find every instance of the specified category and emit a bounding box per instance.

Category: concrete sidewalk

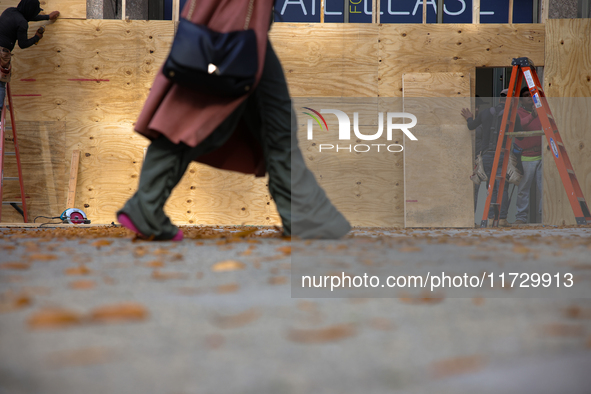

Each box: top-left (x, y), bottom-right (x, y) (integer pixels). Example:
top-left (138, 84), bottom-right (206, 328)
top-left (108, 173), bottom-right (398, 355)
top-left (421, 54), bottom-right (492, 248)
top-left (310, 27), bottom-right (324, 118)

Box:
top-left (0, 226), bottom-right (590, 394)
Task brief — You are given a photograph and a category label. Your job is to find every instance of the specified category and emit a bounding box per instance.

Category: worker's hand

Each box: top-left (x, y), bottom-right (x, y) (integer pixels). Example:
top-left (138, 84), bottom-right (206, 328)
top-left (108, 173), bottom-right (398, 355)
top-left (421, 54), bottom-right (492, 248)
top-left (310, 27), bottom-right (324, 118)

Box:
top-left (461, 108), bottom-right (473, 120)
top-left (35, 27), bottom-right (44, 39)
top-left (531, 108), bottom-right (538, 118)
top-left (49, 11), bottom-right (60, 21)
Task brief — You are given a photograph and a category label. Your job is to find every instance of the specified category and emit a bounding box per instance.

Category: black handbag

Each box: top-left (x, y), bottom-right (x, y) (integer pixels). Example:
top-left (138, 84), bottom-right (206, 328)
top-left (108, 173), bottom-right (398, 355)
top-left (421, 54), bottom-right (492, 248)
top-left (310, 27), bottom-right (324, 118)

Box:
top-left (163, 0), bottom-right (257, 97)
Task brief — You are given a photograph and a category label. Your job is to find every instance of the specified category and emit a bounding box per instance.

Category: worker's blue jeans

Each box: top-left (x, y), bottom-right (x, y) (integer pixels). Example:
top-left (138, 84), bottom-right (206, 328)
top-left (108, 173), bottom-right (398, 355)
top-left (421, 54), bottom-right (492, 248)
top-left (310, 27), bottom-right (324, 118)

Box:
top-left (482, 151), bottom-right (510, 219)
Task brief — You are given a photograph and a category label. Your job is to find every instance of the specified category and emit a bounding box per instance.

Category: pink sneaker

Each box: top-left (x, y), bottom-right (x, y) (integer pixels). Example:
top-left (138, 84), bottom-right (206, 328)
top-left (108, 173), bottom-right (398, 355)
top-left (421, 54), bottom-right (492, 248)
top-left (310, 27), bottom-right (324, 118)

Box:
top-left (117, 213), bottom-right (183, 241)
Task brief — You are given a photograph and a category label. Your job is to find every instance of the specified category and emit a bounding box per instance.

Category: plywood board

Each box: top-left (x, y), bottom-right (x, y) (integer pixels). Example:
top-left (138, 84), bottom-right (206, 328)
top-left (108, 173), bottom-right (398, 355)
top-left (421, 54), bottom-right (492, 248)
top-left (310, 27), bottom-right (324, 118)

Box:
top-left (403, 73), bottom-right (473, 228)
top-left (1, 121), bottom-right (65, 223)
top-left (379, 24), bottom-right (545, 97)
top-left (543, 19), bottom-right (591, 225)
top-left (0, 0), bottom-right (86, 19)
top-left (269, 24), bottom-right (380, 97)
top-left (294, 97), bottom-right (404, 227)
top-left (2, 22), bottom-right (549, 226)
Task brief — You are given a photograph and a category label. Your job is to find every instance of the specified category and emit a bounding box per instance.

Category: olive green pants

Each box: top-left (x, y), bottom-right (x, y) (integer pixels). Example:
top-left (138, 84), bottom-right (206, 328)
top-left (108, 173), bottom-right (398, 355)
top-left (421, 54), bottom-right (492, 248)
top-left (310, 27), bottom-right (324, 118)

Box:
top-left (119, 42), bottom-right (350, 240)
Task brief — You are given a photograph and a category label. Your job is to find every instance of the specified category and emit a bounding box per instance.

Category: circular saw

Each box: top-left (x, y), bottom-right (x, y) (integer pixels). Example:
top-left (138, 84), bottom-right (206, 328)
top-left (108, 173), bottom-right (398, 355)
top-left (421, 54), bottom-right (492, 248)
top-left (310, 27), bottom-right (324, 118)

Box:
top-left (60, 208), bottom-right (90, 224)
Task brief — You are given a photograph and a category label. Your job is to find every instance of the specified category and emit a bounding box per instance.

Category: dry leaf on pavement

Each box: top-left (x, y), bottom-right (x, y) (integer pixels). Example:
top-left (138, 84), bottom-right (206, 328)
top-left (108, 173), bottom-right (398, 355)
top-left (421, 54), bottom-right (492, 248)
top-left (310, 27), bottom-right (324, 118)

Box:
top-left (28, 308), bottom-right (83, 329)
top-left (211, 260), bottom-right (246, 272)
top-left (90, 302), bottom-right (148, 323)
top-left (287, 323), bottom-right (356, 344)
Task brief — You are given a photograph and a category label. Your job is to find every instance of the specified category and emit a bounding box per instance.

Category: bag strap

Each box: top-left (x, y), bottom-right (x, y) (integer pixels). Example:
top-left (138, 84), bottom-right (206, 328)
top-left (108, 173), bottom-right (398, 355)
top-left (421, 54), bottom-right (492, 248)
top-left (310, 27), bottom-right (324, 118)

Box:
top-left (186, 0), bottom-right (255, 30)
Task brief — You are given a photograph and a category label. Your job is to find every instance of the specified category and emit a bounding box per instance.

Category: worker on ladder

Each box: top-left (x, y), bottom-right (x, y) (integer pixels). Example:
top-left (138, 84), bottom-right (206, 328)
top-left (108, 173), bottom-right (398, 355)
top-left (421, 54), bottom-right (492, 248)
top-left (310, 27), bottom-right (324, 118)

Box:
top-left (0, 0), bottom-right (59, 112)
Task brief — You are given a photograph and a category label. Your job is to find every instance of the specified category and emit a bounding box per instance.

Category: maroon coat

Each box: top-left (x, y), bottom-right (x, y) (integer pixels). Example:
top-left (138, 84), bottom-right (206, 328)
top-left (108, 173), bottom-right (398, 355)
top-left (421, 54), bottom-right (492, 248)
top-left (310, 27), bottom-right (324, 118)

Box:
top-left (135, 0), bottom-right (274, 176)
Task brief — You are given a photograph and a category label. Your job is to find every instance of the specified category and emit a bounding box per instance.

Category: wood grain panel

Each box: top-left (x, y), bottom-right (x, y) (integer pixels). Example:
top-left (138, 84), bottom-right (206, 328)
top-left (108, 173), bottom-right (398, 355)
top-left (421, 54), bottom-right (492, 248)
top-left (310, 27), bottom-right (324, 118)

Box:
top-left (1, 121), bottom-right (65, 223)
top-left (294, 98), bottom-right (404, 227)
top-left (2, 22), bottom-right (549, 226)
top-left (0, 0), bottom-right (85, 19)
top-left (270, 24), bottom-right (379, 97)
top-left (403, 73), bottom-right (473, 228)
top-left (542, 20), bottom-right (591, 226)
top-left (379, 24), bottom-right (545, 97)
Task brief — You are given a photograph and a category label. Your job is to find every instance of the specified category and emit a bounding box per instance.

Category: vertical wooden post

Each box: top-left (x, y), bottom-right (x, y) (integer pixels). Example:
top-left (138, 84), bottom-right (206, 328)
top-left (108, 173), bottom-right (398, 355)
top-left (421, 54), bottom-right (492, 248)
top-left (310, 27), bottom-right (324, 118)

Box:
top-left (508, 0), bottom-right (514, 23)
top-left (321, 0), bottom-right (325, 23)
top-left (473, 0), bottom-right (480, 24)
top-left (67, 150), bottom-right (80, 209)
top-left (173, 0), bottom-right (180, 22)
top-left (376, 0), bottom-right (380, 23)
top-left (121, 0), bottom-right (126, 20)
top-left (423, 0), bottom-right (426, 23)
top-left (372, 0), bottom-right (376, 23)
top-left (540, 0), bottom-right (549, 23)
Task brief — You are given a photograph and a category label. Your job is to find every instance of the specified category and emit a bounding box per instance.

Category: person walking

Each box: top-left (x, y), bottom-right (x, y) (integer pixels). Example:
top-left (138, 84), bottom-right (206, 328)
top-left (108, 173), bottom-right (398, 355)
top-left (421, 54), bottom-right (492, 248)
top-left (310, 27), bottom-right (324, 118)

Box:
top-left (117, 0), bottom-right (351, 240)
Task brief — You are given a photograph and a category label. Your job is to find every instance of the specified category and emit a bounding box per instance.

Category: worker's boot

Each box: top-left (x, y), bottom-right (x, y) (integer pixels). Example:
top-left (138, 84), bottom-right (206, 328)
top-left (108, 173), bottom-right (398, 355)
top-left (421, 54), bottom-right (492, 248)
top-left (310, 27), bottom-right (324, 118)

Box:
top-left (498, 218), bottom-right (511, 227)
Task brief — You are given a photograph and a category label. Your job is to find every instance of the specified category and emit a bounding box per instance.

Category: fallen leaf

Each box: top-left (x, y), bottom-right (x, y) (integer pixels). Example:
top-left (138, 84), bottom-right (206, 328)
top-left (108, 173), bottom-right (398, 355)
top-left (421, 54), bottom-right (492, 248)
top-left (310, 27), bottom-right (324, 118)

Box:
top-left (215, 283), bottom-right (240, 294)
top-left (205, 334), bottom-right (225, 349)
top-left (69, 280), bottom-right (96, 290)
top-left (431, 355), bottom-right (485, 379)
top-left (144, 260), bottom-right (164, 268)
top-left (171, 253), bottom-right (184, 261)
top-left (472, 297), bottom-right (485, 306)
top-left (268, 276), bottom-right (288, 285)
top-left (399, 246), bottom-right (422, 252)
top-left (211, 260), bottom-right (246, 272)
top-left (46, 347), bottom-right (116, 368)
top-left (369, 317), bottom-right (395, 331)
top-left (0, 293), bottom-right (32, 313)
top-left (512, 245), bottom-right (530, 254)
top-left (212, 308), bottom-right (261, 329)
top-left (133, 246), bottom-right (149, 257)
top-left (28, 308), bottom-right (83, 329)
top-left (399, 291), bottom-right (444, 305)
top-left (29, 253), bottom-right (58, 261)
top-left (91, 240), bottom-right (112, 248)
top-left (287, 324), bottom-right (356, 344)
top-left (90, 302), bottom-right (148, 323)
top-left (240, 249), bottom-right (253, 256)
top-left (64, 265), bottom-right (92, 276)
top-left (564, 305), bottom-right (591, 319)
top-left (151, 270), bottom-right (188, 280)
top-left (277, 246), bottom-right (292, 255)
top-left (153, 248), bottom-right (169, 255)
top-left (297, 301), bottom-right (317, 312)
top-left (542, 323), bottom-right (585, 337)
top-left (0, 262), bottom-right (30, 270)
top-left (398, 292), bottom-right (444, 304)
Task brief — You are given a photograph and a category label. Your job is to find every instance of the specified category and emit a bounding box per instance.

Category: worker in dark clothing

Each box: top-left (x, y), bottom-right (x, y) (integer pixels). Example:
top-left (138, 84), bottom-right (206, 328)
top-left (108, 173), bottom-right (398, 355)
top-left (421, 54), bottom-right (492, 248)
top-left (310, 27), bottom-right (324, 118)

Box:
top-left (461, 89), bottom-right (523, 226)
top-left (0, 0), bottom-right (59, 111)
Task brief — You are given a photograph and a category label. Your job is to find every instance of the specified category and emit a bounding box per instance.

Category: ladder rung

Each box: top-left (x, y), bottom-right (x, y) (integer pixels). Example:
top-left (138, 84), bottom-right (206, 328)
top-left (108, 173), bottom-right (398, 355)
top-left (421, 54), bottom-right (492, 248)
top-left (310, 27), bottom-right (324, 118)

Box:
top-left (4, 152), bottom-right (15, 156)
top-left (578, 197), bottom-right (586, 202)
top-left (3, 177), bottom-right (19, 181)
top-left (567, 169), bottom-right (575, 175)
top-left (2, 201), bottom-right (22, 205)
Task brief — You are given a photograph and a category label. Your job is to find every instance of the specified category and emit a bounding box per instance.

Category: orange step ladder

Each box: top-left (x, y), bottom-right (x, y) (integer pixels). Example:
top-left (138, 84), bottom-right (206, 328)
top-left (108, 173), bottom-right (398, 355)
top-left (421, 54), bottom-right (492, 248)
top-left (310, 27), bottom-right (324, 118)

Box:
top-left (481, 57), bottom-right (591, 227)
top-left (0, 82), bottom-right (28, 222)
